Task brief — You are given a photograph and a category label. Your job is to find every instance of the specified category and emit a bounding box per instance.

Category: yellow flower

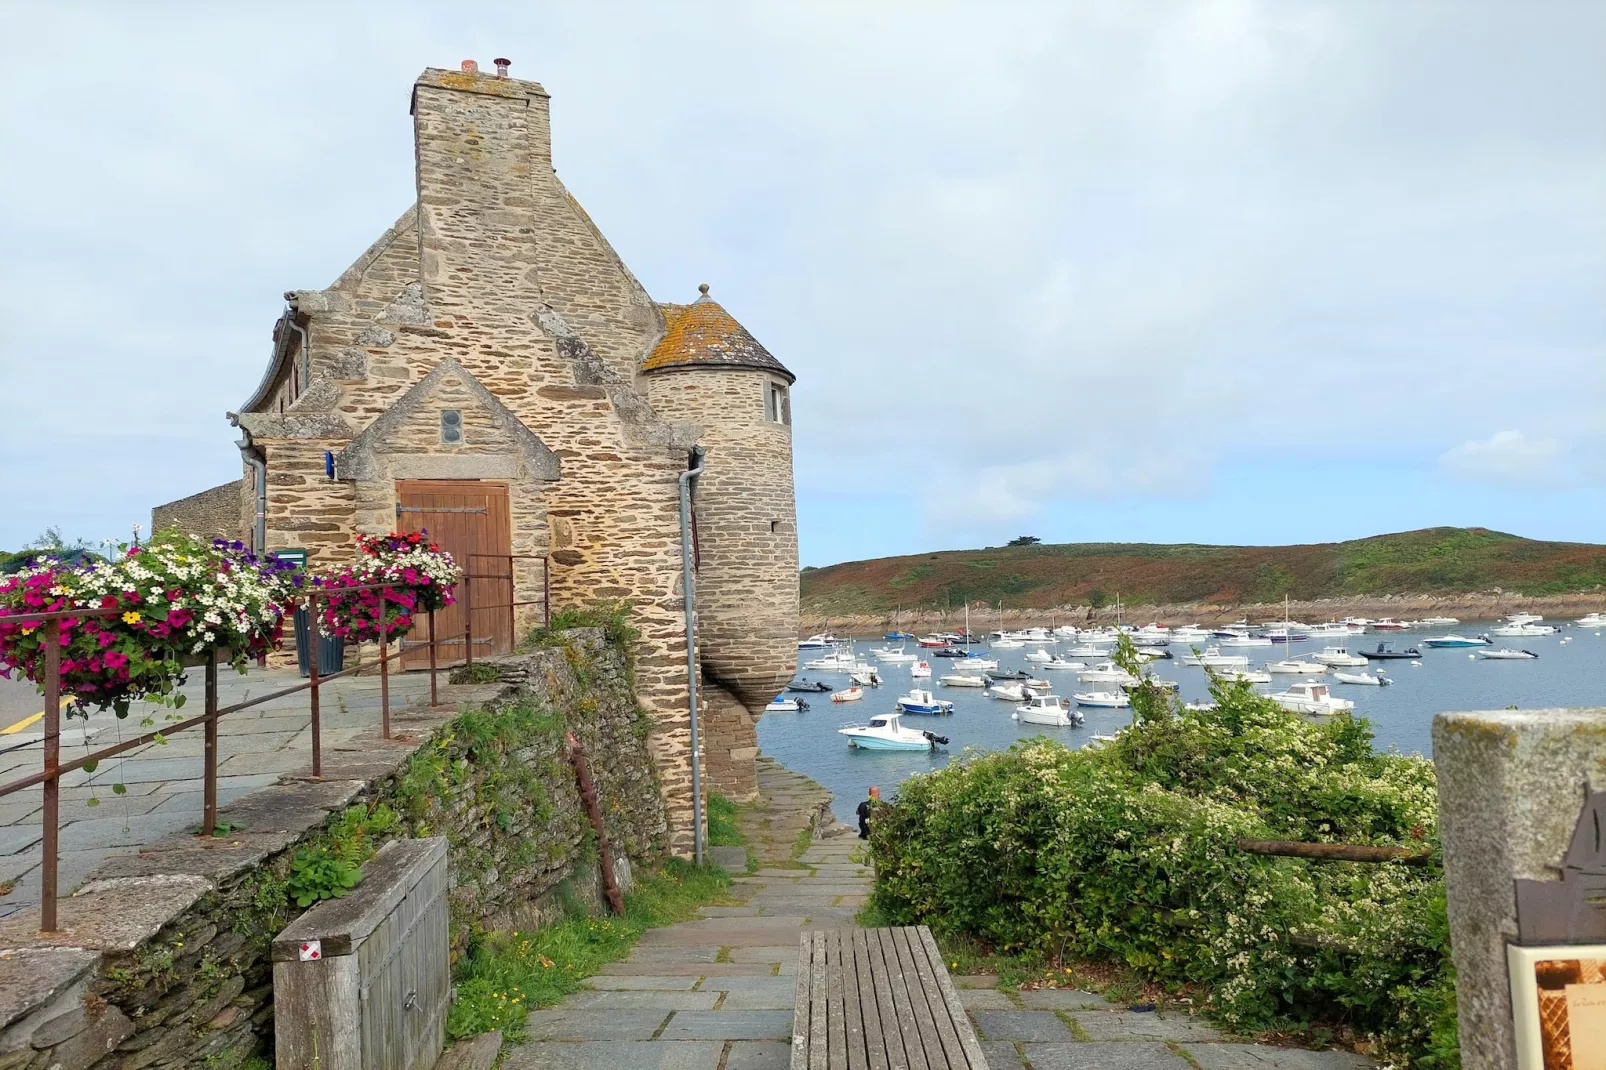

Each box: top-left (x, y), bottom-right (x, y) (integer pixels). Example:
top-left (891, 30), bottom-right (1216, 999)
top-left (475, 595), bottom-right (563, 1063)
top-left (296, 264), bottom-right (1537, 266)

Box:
top-left (122, 611), bottom-right (141, 625)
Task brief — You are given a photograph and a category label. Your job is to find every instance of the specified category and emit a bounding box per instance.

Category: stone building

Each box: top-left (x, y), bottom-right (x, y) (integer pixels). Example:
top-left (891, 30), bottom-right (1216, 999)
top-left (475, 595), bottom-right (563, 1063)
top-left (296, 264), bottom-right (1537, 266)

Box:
top-left (152, 60), bottom-right (800, 852)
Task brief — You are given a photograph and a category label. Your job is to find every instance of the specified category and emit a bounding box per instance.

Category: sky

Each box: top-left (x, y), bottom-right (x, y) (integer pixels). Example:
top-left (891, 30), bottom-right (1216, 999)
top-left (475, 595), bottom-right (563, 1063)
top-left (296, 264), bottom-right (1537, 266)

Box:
top-left (1, 2), bottom-right (1601, 568)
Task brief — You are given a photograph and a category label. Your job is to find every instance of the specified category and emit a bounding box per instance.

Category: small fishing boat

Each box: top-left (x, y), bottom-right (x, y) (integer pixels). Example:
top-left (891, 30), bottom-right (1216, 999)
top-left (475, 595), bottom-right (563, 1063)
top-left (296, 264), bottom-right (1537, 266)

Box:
top-left (872, 646), bottom-right (918, 663)
top-left (1332, 670), bottom-right (1390, 686)
top-left (805, 644), bottom-right (860, 671)
top-left (1221, 669), bottom-right (1273, 684)
top-left (1310, 647), bottom-right (1367, 667)
top-left (1219, 635), bottom-right (1274, 648)
top-left (1266, 681), bottom-right (1354, 716)
top-left (831, 687), bottom-right (865, 703)
top-left (1266, 659), bottom-right (1328, 675)
top-left (1421, 635), bottom-right (1490, 648)
top-left (1169, 626), bottom-right (1211, 643)
top-left (987, 681), bottom-right (1030, 702)
top-left (1123, 677), bottom-right (1180, 692)
top-left (938, 671), bottom-right (986, 688)
top-left (986, 668), bottom-right (1030, 681)
top-left (910, 660), bottom-right (932, 678)
top-left (1184, 647), bottom-right (1250, 669)
top-left (917, 635), bottom-right (948, 648)
top-left (931, 646), bottom-right (970, 658)
top-left (849, 667), bottom-right (881, 687)
top-left (1261, 626), bottom-right (1310, 643)
top-left (1024, 649), bottom-right (1052, 664)
top-left (1039, 658), bottom-right (1084, 671)
top-left (896, 688), bottom-right (955, 715)
top-left (797, 633), bottom-right (838, 650)
top-left (1073, 690), bottom-right (1131, 708)
top-left (960, 656), bottom-right (999, 671)
top-left (1420, 616), bottom-right (1460, 627)
top-left (1480, 648), bottom-right (1539, 660)
top-left (1064, 643), bottom-right (1109, 658)
top-left (839, 712), bottom-right (948, 751)
top-left (787, 680), bottom-right (833, 693)
top-left (1370, 618), bottom-right (1407, 631)
top-left (1015, 694), bottom-right (1084, 726)
top-left (1360, 642), bottom-right (1421, 661)
top-left (1488, 622), bottom-right (1554, 637)
top-left (1078, 662), bottom-right (1137, 687)
top-left (764, 696), bottom-right (811, 712)
top-left (1576, 612), bottom-right (1606, 627)
top-left (990, 638), bottom-right (1025, 649)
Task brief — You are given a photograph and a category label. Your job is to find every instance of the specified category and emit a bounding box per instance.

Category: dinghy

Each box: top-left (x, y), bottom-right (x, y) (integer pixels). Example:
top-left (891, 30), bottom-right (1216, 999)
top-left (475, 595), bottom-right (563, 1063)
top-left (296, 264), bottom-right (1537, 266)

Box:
top-left (787, 680), bottom-right (833, 693)
top-left (1331, 670), bottom-right (1390, 686)
top-left (1479, 648), bottom-right (1538, 659)
top-left (831, 686), bottom-right (865, 703)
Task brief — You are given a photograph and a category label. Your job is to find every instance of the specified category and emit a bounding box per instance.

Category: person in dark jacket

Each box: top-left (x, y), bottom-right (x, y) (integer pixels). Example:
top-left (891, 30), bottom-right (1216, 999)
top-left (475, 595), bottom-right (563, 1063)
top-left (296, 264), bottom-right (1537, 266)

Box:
top-left (856, 786), bottom-right (881, 839)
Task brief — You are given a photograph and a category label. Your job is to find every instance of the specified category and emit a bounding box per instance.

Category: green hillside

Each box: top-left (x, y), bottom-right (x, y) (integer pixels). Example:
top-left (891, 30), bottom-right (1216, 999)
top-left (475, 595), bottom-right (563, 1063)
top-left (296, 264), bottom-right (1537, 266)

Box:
top-left (800, 527), bottom-right (1606, 614)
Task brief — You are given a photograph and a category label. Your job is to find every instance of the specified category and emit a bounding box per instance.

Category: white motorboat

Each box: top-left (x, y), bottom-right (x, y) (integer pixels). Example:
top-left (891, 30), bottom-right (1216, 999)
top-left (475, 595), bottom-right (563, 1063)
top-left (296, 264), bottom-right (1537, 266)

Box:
top-left (1331, 670), bottom-right (1390, 686)
top-left (849, 666), bottom-right (882, 687)
top-left (1014, 694), bottom-right (1084, 726)
top-left (1306, 622), bottom-right (1352, 637)
top-left (839, 712), bottom-right (947, 751)
top-left (805, 644), bottom-right (859, 671)
top-left (896, 688), bottom-right (955, 715)
top-left (1576, 612), bottom-right (1606, 628)
top-left (1064, 643), bottom-right (1109, 658)
top-left (872, 646), bottom-right (918, 663)
top-left (959, 657), bottom-right (999, 671)
top-left (1506, 613), bottom-right (1544, 625)
top-left (1039, 658), bottom-right (1083, 671)
top-left (831, 686), bottom-right (865, 702)
top-left (990, 638), bottom-right (1025, 649)
top-left (1421, 635), bottom-right (1490, 648)
top-left (1370, 618), bottom-right (1408, 631)
top-left (1480, 648), bottom-right (1539, 660)
top-left (1420, 616), bottom-right (1460, 627)
top-left (910, 660), bottom-right (932, 678)
top-left (1073, 690), bottom-right (1131, 708)
top-left (1266, 659), bottom-right (1328, 675)
top-left (938, 671), bottom-right (986, 687)
top-left (987, 682), bottom-right (1030, 702)
top-left (1024, 649), bottom-right (1052, 664)
top-left (1261, 626), bottom-right (1310, 643)
top-left (1489, 622), bottom-right (1554, 637)
top-left (1169, 626), bottom-right (1211, 643)
top-left (1184, 647), bottom-right (1250, 669)
top-left (797, 633), bottom-right (838, 650)
top-left (1078, 661), bottom-right (1137, 687)
top-left (1266, 681), bottom-right (1354, 716)
top-left (1222, 669), bottom-right (1273, 684)
top-left (1219, 635), bottom-right (1274, 648)
top-left (764, 696), bottom-right (810, 712)
top-left (1310, 647), bottom-right (1367, 667)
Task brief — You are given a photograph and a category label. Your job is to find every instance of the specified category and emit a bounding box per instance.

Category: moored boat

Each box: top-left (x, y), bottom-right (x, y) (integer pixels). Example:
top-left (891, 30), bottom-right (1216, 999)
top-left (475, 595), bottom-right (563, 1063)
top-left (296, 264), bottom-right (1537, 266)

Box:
top-left (1266, 681), bottom-right (1354, 716)
top-left (839, 712), bottom-right (947, 751)
top-left (910, 660), bottom-right (932, 678)
top-left (1421, 635), bottom-right (1490, 648)
top-left (1073, 690), bottom-right (1131, 708)
top-left (831, 686), bottom-right (865, 703)
top-left (1331, 670), bottom-right (1390, 686)
top-left (787, 680), bottom-right (833, 693)
top-left (1360, 642), bottom-right (1421, 660)
top-left (765, 696), bottom-right (810, 712)
top-left (1479, 648), bottom-right (1538, 660)
top-left (895, 688), bottom-right (955, 715)
top-left (1266, 659), bottom-right (1328, 674)
top-left (1310, 647), bottom-right (1367, 667)
top-left (938, 671), bottom-right (986, 687)
top-left (1015, 694), bottom-right (1084, 725)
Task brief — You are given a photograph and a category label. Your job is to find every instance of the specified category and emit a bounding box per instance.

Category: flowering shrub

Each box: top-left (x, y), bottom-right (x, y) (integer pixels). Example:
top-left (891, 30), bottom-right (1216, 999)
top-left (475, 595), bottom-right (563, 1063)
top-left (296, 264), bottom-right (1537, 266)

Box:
top-left (319, 532), bottom-right (458, 644)
top-left (0, 535), bottom-right (292, 716)
top-left (867, 667), bottom-right (1456, 1067)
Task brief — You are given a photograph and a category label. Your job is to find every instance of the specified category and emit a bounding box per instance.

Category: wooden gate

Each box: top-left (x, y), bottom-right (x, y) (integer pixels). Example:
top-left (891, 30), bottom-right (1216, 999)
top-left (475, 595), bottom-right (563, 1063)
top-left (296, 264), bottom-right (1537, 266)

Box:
top-left (395, 481), bottom-right (513, 669)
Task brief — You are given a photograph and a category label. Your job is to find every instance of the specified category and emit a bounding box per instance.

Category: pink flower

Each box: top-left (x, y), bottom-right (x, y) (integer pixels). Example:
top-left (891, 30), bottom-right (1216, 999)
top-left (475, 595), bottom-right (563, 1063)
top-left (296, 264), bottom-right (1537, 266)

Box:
top-left (103, 651), bottom-right (129, 670)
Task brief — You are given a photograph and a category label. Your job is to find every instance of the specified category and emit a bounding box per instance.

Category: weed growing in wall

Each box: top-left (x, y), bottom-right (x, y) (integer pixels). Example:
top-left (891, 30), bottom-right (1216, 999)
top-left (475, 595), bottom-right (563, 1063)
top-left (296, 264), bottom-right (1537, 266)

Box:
top-left (867, 648), bottom-right (1457, 1067)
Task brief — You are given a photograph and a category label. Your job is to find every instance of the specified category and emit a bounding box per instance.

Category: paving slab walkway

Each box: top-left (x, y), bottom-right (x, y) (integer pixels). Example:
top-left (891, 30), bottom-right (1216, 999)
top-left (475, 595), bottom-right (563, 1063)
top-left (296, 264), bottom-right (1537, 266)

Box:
top-left (502, 755), bottom-right (1373, 1070)
top-left (0, 664), bottom-right (435, 916)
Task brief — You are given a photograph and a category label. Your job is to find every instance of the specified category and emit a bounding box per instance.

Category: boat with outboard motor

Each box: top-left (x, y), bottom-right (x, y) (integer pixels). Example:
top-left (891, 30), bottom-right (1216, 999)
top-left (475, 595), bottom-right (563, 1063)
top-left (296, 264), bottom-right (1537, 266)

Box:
top-left (895, 688), bottom-right (955, 715)
top-left (831, 687), bottom-right (864, 703)
top-left (765, 696), bottom-right (811, 712)
top-left (1266, 659), bottom-right (1328, 675)
top-left (1480, 648), bottom-right (1539, 660)
top-left (1073, 690), bottom-right (1131, 708)
top-left (1266, 681), bottom-right (1354, 716)
top-left (938, 671), bottom-right (986, 687)
top-left (1421, 635), bottom-right (1491, 648)
top-left (910, 660), bottom-right (931, 678)
top-left (1360, 642), bottom-right (1421, 660)
top-left (1331, 670), bottom-right (1390, 686)
top-left (1014, 694), bottom-right (1084, 726)
top-left (839, 712), bottom-right (948, 751)
top-left (787, 680), bottom-right (834, 693)
top-left (1310, 647), bottom-right (1367, 667)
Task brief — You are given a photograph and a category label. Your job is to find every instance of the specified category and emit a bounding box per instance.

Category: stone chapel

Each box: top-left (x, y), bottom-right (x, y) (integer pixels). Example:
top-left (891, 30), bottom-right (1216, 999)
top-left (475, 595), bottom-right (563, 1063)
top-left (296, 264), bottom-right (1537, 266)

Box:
top-left (151, 60), bottom-right (801, 853)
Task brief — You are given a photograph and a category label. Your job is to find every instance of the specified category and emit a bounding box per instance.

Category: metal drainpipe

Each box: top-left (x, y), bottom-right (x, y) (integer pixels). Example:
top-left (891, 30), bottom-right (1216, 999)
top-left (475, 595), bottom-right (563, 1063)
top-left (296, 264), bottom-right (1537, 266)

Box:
top-left (236, 432), bottom-right (267, 553)
top-left (285, 315), bottom-right (310, 392)
top-left (678, 446), bottom-right (708, 865)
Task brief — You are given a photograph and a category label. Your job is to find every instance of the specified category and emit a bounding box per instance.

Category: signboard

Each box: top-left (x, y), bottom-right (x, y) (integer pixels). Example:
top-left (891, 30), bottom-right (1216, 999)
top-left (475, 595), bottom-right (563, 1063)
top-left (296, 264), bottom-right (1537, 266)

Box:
top-left (1510, 943), bottom-right (1606, 1070)
top-left (269, 548), bottom-right (307, 570)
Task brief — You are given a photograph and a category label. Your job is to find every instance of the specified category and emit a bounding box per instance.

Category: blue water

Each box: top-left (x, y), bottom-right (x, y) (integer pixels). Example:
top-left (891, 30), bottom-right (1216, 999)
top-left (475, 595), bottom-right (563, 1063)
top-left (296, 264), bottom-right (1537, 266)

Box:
top-left (756, 624), bottom-right (1606, 811)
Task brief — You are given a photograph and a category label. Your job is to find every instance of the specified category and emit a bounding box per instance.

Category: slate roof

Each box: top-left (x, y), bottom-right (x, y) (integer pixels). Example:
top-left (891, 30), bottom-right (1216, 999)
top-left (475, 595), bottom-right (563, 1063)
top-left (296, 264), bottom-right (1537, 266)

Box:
top-left (642, 287), bottom-right (794, 383)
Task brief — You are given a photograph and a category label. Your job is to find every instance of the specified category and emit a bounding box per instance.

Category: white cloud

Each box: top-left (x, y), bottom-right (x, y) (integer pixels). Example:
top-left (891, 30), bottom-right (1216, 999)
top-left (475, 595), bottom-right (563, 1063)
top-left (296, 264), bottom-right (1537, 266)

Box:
top-left (1439, 430), bottom-right (1568, 487)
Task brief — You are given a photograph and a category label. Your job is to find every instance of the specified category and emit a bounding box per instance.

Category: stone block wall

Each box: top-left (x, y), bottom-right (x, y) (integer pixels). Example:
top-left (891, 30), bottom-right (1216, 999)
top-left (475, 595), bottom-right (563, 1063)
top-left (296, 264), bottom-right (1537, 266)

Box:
top-left (0, 626), bottom-right (664, 1069)
top-left (149, 481), bottom-right (244, 542)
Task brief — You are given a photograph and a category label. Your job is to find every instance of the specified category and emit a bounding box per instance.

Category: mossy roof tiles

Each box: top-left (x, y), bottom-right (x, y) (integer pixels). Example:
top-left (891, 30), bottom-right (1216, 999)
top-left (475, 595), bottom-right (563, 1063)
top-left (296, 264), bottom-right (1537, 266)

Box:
top-left (642, 292), bottom-right (794, 383)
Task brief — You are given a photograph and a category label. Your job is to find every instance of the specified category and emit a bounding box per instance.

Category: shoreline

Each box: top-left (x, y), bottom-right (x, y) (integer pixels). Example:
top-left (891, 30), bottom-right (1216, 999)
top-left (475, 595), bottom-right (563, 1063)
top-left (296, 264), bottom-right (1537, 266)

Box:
top-left (801, 591), bottom-right (1604, 636)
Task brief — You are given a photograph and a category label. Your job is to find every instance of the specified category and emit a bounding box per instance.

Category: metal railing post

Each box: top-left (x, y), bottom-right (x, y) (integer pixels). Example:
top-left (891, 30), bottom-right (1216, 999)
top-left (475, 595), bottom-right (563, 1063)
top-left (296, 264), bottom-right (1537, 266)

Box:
top-left (428, 609), bottom-right (438, 708)
top-left (308, 594), bottom-right (322, 778)
top-left (462, 568), bottom-right (474, 669)
top-left (40, 617), bottom-right (61, 932)
top-left (379, 631), bottom-right (391, 740)
top-left (202, 651), bottom-right (218, 836)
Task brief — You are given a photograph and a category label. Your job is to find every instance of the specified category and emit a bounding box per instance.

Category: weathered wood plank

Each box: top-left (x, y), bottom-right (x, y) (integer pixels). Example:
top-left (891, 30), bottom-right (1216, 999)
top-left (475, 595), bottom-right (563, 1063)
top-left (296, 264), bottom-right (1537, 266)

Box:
top-left (826, 931), bottom-right (850, 1070)
top-left (897, 927), bottom-right (967, 1069)
top-left (875, 927), bottom-right (932, 1070)
top-left (792, 933), bottom-right (813, 1070)
top-left (840, 928), bottom-right (870, 1070)
top-left (916, 927), bottom-right (989, 1070)
top-left (889, 927), bottom-right (949, 1068)
top-left (810, 931), bottom-right (829, 1070)
top-left (866, 928), bottom-right (912, 1070)
top-left (853, 928), bottom-right (894, 1070)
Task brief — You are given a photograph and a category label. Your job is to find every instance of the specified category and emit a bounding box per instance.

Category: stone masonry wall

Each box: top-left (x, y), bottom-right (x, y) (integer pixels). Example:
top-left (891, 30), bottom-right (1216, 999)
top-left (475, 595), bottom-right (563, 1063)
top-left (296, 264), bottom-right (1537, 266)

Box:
top-left (149, 482), bottom-right (244, 542)
top-left (0, 627), bottom-right (662, 1070)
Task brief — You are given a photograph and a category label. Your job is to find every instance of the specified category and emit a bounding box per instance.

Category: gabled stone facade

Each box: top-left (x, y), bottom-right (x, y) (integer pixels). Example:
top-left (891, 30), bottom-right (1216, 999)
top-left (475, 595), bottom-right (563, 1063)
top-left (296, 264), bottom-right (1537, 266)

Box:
top-left (153, 61), bottom-right (800, 852)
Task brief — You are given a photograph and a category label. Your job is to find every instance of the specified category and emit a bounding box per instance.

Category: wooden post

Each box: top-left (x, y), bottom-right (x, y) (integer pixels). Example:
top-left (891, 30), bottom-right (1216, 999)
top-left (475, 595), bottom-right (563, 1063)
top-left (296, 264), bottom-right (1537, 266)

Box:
top-left (1233, 837), bottom-right (1431, 865)
top-left (202, 652), bottom-right (218, 836)
top-left (567, 732), bottom-right (625, 915)
top-left (379, 635), bottom-right (390, 740)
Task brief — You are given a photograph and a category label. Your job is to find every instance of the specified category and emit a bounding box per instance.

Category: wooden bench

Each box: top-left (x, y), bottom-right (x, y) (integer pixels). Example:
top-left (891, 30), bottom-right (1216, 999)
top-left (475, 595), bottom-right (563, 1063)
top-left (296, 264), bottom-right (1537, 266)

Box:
top-left (791, 926), bottom-right (990, 1069)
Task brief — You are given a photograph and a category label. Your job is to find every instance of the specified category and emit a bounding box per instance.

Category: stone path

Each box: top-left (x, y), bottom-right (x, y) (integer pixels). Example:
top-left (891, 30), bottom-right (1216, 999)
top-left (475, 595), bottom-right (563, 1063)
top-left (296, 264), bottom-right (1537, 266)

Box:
top-left (502, 756), bottom-right (1373, 1070)
top-left (0, 665), bottom-right (433, 915)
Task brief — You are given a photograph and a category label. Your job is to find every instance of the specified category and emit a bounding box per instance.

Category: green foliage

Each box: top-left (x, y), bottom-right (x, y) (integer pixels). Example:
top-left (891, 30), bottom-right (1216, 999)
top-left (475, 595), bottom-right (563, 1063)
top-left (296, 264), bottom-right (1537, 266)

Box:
top-left (1087, 586), bottom-right (1108, 609)
top-left (283, 804), bottom-right (400, 907)
top-left (449, 661), bottom-right (503, 684)
top-left (447, 860), bottom-right (733, 1043)
top-left (286, 848), bottom-right (363, 907)
top-left (706, 792), bottom-right (743, 847)
top-left (866, 672), bottom-right (1453, 1066)
top-left (1007, 536), bottom-right (1042, 547)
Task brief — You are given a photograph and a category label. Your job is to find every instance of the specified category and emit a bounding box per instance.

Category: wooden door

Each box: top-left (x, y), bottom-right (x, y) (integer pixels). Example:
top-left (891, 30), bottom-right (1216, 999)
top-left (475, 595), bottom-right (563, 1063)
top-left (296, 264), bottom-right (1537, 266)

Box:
top-left (394, 481), bottom-right (513, 669)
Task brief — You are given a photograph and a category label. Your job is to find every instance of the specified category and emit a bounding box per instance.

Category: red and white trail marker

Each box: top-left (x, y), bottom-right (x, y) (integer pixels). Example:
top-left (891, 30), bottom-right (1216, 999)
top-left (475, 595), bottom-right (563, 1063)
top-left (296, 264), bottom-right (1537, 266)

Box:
top-left (299, 940), bottom-right (322, 961)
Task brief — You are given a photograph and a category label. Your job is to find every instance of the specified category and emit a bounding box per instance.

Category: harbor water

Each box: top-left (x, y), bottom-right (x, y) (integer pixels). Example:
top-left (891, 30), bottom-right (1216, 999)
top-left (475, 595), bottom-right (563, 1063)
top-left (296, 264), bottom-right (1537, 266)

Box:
top-left (756, 624), bottom-right (1606, 811)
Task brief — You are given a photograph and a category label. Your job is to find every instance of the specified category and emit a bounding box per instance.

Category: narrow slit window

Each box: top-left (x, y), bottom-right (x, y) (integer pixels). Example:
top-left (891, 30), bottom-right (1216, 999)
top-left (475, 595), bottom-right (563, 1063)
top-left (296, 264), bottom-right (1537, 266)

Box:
top-left (440, 409), bottom-right (463, 444)
top-left (767, 382), bottom-right (789, 424)
top-left (770, 520), bottom-right (781, 534)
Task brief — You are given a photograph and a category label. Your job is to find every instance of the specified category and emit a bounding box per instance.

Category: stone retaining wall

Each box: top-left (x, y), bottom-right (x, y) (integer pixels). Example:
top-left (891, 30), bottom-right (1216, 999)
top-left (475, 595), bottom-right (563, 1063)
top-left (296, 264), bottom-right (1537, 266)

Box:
top-left (0, 626), bottom-right (664, 1069)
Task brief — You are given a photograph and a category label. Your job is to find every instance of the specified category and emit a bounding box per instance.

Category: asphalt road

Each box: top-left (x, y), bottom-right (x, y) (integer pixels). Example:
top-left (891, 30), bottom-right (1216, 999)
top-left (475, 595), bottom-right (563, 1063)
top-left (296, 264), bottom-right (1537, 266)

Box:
top-left (0, 675), bottom-right (45, 729)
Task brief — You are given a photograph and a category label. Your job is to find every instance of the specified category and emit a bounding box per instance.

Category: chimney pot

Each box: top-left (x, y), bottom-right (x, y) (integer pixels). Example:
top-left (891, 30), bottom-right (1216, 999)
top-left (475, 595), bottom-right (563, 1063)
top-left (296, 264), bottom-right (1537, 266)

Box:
top-left (461, 59), bottom-right (478, 74)
top-left (494, 58), bottom-right (511, 78)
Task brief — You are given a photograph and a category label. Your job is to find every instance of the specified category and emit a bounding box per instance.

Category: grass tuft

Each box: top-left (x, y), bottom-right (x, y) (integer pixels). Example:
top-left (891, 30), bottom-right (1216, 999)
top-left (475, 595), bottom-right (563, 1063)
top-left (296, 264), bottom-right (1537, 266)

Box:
top-left (706, 793), bottom-right (743, 847)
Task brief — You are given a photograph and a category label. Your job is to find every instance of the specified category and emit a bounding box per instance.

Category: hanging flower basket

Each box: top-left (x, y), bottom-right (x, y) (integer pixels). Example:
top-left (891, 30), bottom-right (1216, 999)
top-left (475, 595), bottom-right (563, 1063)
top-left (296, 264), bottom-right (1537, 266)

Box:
top-left (318, 532), bottom-right (458, 645)
top-left (0, 535), bottom-right (294, 717)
